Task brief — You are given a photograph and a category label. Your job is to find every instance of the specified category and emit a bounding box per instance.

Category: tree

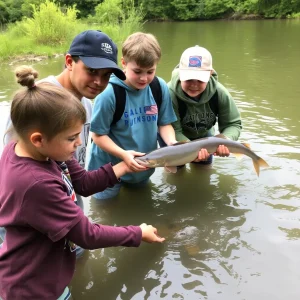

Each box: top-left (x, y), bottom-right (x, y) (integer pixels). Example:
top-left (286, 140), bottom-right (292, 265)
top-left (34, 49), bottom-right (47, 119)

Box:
top-left (5, 0), bottom-right (24, 23)
top-left (59, 0), bottom-right (102, 18)
top-left (0, 1), bottom-right (9, 24)
top-left (170, 0), bottom-right (206, 20)
top-left (138, 0), bottom-right (172, 20)
top-left (21, 0), bottom-right (46, 18)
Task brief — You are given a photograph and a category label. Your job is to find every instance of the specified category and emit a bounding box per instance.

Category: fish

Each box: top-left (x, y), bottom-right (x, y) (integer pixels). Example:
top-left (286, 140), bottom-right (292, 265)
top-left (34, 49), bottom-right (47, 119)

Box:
top-left (134, 135), bottom-right (269, 176)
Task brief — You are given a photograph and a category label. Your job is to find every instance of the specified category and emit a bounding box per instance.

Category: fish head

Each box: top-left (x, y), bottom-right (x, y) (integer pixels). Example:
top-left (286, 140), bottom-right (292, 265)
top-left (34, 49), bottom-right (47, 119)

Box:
top-left (134, 157), bottom-right (157, 168)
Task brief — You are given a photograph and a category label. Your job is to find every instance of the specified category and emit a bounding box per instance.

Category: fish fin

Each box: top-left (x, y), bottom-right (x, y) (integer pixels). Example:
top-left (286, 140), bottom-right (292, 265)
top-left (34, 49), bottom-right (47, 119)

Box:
top-left (214, 134), bottom-right (227, 139)
top-left (242, 143), bottom-right (251, 149)
top-left (232, 153), bottom-right (244, 161)
top-left (164, 166), bottom-right (178, 173)
top-left (171, 140), bottom-right (189, 146)
top-left (253, 157), bottom-right (269, 176)
top-left (233, 142), bottom-right (251, 160)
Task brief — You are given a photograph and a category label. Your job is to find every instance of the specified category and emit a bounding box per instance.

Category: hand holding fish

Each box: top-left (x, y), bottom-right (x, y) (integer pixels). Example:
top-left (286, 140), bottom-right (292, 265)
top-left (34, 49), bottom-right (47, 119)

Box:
top-left (193, 148), bottom-right (211, 162)
top-left (193, 145), bottom-right (230, 162)
top-left (214, 145), bottom-right (230, 157)
top-left (121, 150), bottom-right (149, 172)
top-left (139, 223), bottom-right (165, 243)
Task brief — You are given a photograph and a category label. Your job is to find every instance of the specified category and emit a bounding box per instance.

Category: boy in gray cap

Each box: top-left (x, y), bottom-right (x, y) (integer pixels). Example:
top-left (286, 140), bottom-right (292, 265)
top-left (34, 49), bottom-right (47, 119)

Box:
top-left (165, 45), bottom-right (242, 164)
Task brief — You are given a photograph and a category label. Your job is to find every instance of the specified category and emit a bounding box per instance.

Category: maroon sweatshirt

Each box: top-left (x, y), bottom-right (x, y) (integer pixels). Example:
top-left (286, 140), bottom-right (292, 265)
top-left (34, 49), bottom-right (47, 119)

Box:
top-left (0, 142), bottom-right (142, 299)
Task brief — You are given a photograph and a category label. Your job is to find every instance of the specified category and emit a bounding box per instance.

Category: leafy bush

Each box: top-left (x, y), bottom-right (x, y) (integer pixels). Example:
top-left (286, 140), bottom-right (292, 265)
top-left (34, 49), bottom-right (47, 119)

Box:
top-left (287, 12), bottom-right (300, 18)
top-left (86, 0), bottom-right (144, 44)
top-left (89, 0), bottom-right (123, 25)
top-left (6, 20), bottom-right (28, 37)
top-left (21, 0), bottom-right (46, 18)
top-left (22, 0), bottom-right (78, 45)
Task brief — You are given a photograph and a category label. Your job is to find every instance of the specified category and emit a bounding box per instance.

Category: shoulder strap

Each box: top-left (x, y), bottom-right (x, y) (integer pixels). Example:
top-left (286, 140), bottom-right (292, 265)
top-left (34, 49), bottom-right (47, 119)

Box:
top-left (111, 83), bottom-right (126, 125)
top-left (149, 76), bottom-right (162, 111)
top-left (111, 76), bottom-right (162, 125)
top-left (209, 90), bottom-right (218, 116)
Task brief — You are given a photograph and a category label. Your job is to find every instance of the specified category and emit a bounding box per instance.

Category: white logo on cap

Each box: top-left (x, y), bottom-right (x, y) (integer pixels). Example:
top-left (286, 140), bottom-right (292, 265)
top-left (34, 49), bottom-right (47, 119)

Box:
top-left (101, 43), bottom-right (113, 54)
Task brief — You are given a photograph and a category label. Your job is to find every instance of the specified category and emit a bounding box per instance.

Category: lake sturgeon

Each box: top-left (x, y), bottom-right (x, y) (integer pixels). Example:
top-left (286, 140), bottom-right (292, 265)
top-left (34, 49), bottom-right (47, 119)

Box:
top-left (134, 135), bottom-right (269, 176)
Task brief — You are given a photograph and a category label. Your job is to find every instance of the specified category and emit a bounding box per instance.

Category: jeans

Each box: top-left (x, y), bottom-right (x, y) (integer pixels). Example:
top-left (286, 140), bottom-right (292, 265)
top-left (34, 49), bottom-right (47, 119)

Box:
top-left (0, 227), bottom-right (6, 248)
top-left (74, 194), bottom-right (85, 258)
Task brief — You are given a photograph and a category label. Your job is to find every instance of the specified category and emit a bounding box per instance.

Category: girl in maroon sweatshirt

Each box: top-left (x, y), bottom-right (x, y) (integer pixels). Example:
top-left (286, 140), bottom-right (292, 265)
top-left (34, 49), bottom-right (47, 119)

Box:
top-left (0, 66), bottom-right (164, 300)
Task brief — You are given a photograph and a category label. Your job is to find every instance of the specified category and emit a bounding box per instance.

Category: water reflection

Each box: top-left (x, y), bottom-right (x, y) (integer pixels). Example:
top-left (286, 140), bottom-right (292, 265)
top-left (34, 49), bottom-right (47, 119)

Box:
top-left (70, 164), bottom-right (258, 299)
top-left (71, 182), bottom-right (166, 300)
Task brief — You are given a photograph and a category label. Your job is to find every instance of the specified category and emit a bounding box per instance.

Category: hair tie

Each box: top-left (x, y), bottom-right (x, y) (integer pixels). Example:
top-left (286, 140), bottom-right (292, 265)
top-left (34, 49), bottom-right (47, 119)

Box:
top-left (30, 83), bottom-right (36, 89)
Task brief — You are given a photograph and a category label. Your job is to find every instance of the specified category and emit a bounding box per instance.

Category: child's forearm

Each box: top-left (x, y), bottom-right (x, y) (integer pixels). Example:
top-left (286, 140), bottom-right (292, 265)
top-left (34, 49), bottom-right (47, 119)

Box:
top-left (67, 216), bottom-right (142, 249)
top-left (112, 161), bottom-right (130, 178)
top-left (67, 159), bottom-right (119, 196)
top-left (158, 124), bottom-right (177, 146)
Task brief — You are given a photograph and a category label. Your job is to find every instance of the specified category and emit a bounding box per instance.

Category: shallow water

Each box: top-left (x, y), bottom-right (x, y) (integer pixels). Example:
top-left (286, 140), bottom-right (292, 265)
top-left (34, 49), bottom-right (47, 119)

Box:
top-left (1, 20), bottom-right (300, 300)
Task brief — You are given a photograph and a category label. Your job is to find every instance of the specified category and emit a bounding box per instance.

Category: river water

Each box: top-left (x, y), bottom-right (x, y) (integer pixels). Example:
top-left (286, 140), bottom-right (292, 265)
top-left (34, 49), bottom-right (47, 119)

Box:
top-left (1, 20), bottom-right (300, 300)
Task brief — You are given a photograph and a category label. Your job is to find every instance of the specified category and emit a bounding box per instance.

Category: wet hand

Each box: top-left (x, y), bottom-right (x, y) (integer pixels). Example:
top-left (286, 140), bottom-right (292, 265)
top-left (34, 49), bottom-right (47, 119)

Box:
top-left (214, 145), bottom-right (230, 157)
top-left (122, 150), bottom-right (148, 172)
top-left (139, 223), bottom-right (165, 243)
top-left (193, 148), bottom-right (210, 162)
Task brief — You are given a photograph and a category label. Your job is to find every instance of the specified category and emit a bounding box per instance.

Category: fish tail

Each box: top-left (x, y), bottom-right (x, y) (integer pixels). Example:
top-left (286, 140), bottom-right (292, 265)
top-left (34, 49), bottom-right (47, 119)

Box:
top-left (253, 157), bottom-right (269, 176)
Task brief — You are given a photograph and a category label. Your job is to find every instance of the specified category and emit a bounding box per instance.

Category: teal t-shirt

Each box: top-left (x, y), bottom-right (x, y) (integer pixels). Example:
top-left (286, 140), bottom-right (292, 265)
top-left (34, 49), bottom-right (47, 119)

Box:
top-left (88, 75), bottom-right (177, 183)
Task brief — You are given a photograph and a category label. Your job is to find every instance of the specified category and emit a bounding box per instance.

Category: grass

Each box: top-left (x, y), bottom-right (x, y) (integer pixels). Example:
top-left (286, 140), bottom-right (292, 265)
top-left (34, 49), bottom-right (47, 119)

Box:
top-left (0, 23), bottom-right (92, 63)
top-left (0, 0), bottom-right (144, 63)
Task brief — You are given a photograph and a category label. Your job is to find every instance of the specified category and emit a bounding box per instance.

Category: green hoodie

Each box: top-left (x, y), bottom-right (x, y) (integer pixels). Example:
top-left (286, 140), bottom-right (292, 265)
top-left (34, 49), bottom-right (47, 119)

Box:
top-left (168, 68), bottom-right (242, 141)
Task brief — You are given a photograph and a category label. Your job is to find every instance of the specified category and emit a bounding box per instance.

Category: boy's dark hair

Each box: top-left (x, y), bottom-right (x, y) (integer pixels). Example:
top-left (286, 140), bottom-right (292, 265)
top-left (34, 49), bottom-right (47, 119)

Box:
top-left (11, 66), bottom-right (86, 141)
top-left (71, 55), bottom-right (80, 63)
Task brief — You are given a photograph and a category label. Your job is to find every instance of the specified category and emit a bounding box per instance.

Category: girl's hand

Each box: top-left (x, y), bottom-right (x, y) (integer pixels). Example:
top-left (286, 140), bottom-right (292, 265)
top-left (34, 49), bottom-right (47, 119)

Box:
top-left (121, 150), bottom-right (148, 172)
top-left (193, 148), bottom-right (210, 162)
top-left (139, 223), bottom-right (165, 243)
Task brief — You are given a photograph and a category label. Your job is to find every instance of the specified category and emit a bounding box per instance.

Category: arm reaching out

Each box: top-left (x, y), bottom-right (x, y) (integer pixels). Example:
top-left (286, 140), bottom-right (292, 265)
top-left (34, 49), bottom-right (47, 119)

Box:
top-left (92, 133), bottom-right (148, 172)
top-left (140, 223), bottom-right (165, 243)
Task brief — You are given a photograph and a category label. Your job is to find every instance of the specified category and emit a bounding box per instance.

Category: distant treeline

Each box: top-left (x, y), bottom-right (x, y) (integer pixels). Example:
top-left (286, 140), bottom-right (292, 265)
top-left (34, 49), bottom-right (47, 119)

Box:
top-left (1, 0), bottom-right (300, 25)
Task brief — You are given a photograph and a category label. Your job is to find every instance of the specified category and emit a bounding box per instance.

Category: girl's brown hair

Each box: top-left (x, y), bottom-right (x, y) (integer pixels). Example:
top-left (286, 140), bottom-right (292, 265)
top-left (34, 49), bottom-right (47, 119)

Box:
top-left (10, 66), bottom-right (86, 141)
top-left (122, 32), bottom-right (161, 68)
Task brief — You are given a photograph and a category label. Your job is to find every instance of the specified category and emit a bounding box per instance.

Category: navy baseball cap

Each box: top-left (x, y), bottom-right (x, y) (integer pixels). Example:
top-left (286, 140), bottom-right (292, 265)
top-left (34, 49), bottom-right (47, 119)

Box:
top-left (68, 30), bottom-right (126, 80)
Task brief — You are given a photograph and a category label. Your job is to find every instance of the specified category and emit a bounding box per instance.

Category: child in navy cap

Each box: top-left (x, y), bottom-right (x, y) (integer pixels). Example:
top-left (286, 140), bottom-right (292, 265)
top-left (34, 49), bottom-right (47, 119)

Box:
top-left (1, 30), bottom-right (126, 258)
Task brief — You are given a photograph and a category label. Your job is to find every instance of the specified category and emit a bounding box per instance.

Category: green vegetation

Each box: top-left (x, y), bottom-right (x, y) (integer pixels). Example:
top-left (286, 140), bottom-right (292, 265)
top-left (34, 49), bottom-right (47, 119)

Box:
top-left (22, 0), bottom-right (78, 45)
top-left (0, 0), bottom-right (299, 61)
top-left (87, 0), bottom-right (144, 41)
top-left (0, 0), bottom-right (144, 62)
top-left (1, 0), bottom-right (300, 25)
top-left (138, 0), bottom-right (300, 20)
